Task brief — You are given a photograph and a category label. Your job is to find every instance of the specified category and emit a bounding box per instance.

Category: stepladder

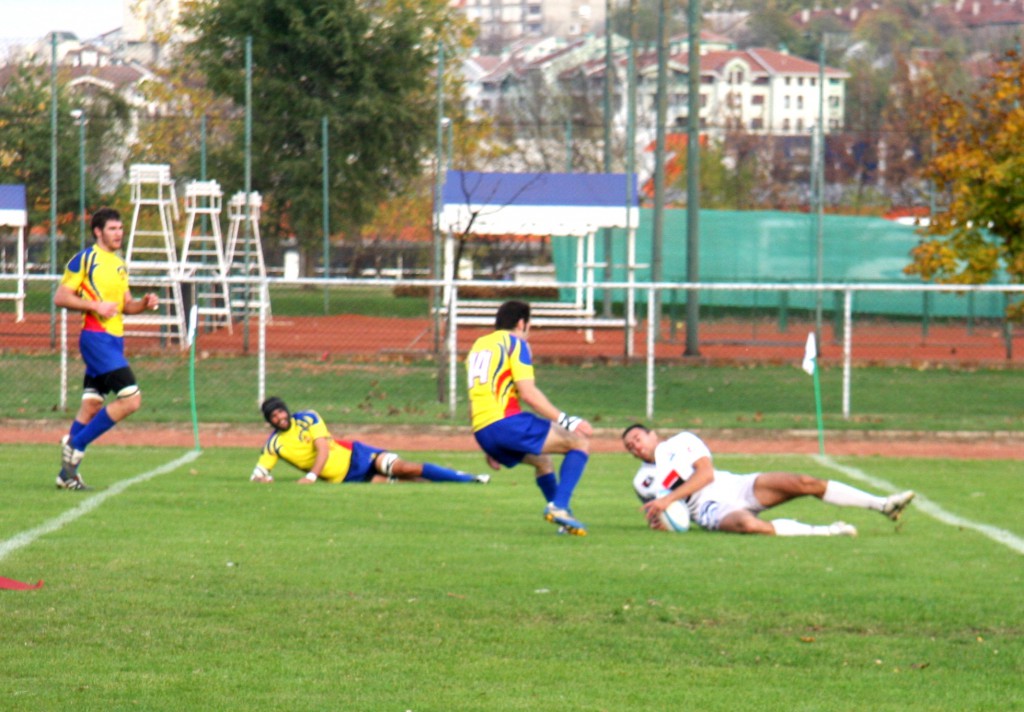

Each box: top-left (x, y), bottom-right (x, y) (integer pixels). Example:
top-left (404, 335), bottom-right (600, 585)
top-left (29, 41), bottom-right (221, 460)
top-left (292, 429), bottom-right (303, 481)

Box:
top-left (179, 180), bottom-right (233, 333)
top-left (225, 191), bottom-right (271, 321)
top-left (123, 163), bottom-right (187, 346)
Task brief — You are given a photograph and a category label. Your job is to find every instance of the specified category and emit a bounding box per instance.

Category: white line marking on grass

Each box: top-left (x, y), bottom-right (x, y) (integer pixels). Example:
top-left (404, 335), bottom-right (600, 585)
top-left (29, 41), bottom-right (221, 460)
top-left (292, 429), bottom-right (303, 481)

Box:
top-left (814, 454), bottom-right (1024, 555)
top-left (0, 450), bottom-right (202, 564)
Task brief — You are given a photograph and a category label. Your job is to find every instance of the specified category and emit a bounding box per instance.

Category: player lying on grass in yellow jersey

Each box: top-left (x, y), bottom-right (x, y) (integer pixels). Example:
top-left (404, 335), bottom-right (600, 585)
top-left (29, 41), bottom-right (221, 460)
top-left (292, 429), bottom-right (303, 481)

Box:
top-left (250, 397), bottom-right (490, 485)
top-left (622, 424), bottom-right (915, 536)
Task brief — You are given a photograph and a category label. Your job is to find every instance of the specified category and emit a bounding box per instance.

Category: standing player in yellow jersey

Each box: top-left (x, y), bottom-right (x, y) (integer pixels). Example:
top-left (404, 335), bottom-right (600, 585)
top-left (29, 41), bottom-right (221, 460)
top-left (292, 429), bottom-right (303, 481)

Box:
top-left (466, 300), bottom-right (592, 536)
top-left (53, 208), bottom-right (159, 490)
top-left (251, 397), bottom-right (490, 485)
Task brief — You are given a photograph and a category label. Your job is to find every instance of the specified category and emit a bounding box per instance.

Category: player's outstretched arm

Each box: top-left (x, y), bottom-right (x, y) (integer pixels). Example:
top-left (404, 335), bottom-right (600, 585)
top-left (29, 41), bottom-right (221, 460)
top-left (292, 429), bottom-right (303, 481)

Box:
top-left (516, 379), bottom-right (592, 436)
top-left (250, 464), bottom-right (274, 483)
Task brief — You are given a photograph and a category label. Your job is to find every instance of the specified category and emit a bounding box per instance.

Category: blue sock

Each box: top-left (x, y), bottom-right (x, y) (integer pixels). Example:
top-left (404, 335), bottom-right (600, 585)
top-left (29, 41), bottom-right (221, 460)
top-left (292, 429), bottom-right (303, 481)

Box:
top-left (71, 408), bottom-right (117, 451)
top-left (69, 420), bottom-right (86, 439)
top-left (421, 463), bottom-right (476, 483)
top-left (535, 472), bottom-right (557, 503)
top-left (553, 450), bottom-right (588, 510)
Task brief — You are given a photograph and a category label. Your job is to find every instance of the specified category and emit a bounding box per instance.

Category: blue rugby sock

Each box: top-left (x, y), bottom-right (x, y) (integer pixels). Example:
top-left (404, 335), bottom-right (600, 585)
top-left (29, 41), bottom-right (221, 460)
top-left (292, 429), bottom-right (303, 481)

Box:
top-left (69, 420), bottom-right (86, 439)
top-left (71, 408), bottom-right (117, 451)
top-left (553, 450), bottom-right (588, 510)
top-left (421, 463), bottom-right (476, 483)
top-left (535, 472), bottom-right (557, 502)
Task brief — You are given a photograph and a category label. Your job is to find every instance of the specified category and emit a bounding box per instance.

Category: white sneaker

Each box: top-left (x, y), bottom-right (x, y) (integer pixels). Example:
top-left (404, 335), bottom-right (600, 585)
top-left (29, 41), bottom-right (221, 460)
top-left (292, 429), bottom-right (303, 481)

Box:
top-left (828, 521), bottom-right (858, 537)
top-left (882, 491), bottom-right (915, 521)
top-left (59, 434), bottom-right (86, 484)
top-left (475, 474), bottom-right (491, 485)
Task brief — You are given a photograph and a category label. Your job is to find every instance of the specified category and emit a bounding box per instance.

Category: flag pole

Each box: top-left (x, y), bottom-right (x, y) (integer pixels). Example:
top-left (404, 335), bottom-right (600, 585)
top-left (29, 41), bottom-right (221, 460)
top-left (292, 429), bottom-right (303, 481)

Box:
top-left (812, 358), bottom-right (825, 455)
top-left (187, 304), bottom-right (201, 451)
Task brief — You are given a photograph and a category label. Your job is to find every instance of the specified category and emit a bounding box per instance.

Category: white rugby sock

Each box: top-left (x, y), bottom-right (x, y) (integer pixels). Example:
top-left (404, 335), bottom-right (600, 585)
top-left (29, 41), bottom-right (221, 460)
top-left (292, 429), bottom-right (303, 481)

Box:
top-left (823, 480), bottom-right (884, 511)
top-left (770, 518), bottom-right (832, 536)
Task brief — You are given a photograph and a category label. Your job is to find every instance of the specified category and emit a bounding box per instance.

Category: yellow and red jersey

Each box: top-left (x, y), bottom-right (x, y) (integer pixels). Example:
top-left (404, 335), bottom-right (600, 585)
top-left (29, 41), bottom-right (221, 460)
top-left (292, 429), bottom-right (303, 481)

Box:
top-left (60, 246), bottom-right (130, 336)
top-left (256, 410), bottom-right (355, 483)
top-left (466, 330), bottom-right (536, 432)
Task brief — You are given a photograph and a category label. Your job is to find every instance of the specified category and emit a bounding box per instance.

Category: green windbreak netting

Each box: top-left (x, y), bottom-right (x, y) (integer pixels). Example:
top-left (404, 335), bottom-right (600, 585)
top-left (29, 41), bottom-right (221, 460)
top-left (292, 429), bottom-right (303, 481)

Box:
top-left (553, 208), bottom-right (1007, 318)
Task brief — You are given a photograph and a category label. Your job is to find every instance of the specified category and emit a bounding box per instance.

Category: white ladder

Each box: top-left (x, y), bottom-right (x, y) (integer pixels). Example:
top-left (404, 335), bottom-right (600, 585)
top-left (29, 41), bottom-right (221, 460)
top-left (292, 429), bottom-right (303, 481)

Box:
top-left (179, 180), bottom-right (233, 333)
top-left (124, 163), bottom-right (187, 345)
top-left (225, 191), bottom-right (271, 320)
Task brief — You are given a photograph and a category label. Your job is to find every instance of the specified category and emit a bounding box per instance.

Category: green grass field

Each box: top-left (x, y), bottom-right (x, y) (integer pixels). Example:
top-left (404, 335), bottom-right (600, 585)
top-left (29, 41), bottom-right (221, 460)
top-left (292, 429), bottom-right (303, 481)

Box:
top-left (2, 445), bottom-right (1021, 711)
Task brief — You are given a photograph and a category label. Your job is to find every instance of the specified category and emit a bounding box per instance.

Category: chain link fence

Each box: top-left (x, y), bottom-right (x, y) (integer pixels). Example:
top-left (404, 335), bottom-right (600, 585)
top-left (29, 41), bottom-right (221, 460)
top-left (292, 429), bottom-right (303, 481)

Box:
top-left (3, 276), bottom-right (1021, 434)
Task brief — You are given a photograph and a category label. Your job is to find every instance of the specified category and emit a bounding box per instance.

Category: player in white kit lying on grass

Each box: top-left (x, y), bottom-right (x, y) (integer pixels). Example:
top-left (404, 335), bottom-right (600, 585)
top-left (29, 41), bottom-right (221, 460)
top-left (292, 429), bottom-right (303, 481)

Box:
top-left (621, 424), bottom-right (915, 537)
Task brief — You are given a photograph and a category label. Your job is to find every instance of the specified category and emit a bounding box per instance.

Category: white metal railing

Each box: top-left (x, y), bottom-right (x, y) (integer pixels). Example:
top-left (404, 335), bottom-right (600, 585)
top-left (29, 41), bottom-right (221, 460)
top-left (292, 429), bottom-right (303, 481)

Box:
top-left (18, 273), bottom-right (1022, 424)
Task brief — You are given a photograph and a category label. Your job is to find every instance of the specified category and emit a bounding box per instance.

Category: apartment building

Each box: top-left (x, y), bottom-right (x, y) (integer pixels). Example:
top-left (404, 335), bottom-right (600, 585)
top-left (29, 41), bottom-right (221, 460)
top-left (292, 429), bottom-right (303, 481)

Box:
top-left (454, 0), bottom-right (607, 44)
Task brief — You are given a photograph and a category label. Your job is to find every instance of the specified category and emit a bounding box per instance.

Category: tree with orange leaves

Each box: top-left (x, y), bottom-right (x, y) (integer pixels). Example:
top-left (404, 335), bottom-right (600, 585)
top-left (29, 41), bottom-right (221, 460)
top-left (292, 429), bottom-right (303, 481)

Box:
top-left (907, 51), bottom-right (1024, 319)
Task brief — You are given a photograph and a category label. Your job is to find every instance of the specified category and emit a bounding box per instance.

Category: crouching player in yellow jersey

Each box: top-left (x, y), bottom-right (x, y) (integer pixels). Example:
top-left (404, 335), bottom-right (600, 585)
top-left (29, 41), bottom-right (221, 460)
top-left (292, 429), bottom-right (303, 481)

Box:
top-left (53, 207), bottom-right (159, 490)
top-left (466, 300), bottom-right (592, 536)
top-left (250, 397), bottom-right (491, 485)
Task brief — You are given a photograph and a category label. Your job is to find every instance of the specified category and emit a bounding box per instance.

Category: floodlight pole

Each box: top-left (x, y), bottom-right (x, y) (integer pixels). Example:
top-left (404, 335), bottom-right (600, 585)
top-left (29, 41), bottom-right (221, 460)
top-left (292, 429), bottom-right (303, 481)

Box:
top-left (814, 39), bottom-right (826, 347)
top-left (322, 115), bottom-right (330, 314)
top-left (49, 33), bottom-right (58, 347)
top-left (625, 0), bottom-right (638, 360)
top-left (684, 0), bottom-right (701, 356)
top-left (651, 0), bottom-right (669, 335)
top-left (434, 40), bottom-right (446, 402)
top-left (243, 36), bottom-right (253, 354)
top-left (71, 109), bottom-right (87, 251)
top-left (601, 0), bottom-right (613, 317)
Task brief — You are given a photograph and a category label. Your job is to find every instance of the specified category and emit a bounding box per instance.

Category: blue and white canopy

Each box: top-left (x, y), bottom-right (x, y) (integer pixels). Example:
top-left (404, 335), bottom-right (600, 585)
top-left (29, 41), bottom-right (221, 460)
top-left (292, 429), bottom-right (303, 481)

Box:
top-left (0, 184), bottom-right (28, 321)
top-left (0, 184), bottom-right (27, 228)
top-left (438, 171), bottom-right (638, 237)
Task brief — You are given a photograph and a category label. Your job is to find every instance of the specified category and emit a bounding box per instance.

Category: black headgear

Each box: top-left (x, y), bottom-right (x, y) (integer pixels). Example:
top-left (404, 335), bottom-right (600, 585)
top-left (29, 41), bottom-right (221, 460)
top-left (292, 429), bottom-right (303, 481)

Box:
top-left (261, 397), bottom-right (289, 424)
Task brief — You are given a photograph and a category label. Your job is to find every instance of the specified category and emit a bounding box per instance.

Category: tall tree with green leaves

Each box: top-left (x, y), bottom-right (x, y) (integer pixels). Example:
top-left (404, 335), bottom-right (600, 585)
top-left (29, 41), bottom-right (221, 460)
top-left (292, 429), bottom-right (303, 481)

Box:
top-left (0, 63), bottom-right (129, 252)
top-left (183, 0), bottom-right (466, 261)
top-left (907, 52), bottom-right (1024, 318)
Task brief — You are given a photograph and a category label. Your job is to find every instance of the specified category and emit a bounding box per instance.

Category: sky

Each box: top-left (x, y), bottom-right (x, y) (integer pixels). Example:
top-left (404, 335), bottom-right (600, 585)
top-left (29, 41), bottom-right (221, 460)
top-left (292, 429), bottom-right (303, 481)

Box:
top-left (0, 0), bottom-right (124, 42)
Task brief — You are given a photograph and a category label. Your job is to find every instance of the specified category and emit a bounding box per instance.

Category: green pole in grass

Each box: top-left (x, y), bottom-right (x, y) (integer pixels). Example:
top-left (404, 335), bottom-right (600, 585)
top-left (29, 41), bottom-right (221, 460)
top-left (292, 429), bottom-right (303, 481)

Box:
top-left (812, 359), bottom-right (825, 456)
top-left (802, 331), bottom-right (825, 455)
top-left (187, 305), bottom-right (200, 451)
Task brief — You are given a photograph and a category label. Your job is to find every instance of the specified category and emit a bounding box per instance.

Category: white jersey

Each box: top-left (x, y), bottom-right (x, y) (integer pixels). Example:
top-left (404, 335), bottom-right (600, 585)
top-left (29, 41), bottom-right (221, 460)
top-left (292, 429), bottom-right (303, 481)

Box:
top-left (632, 431), bottom-right (764, 530)
top-left (632, 431), bottom-right (712, 517)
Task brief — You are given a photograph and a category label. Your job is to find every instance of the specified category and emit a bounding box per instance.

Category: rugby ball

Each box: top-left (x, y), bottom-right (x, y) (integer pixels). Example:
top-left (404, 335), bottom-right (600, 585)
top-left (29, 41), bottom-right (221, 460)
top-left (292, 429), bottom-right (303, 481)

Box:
top-left (658, 500), bottom-right (691, 532)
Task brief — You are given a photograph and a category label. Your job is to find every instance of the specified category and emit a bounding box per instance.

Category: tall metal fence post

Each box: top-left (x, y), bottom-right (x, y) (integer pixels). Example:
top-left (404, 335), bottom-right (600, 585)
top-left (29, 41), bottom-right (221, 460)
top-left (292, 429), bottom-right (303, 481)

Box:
top-left (59, 306), bottom-right (68, 411)
top-left (922, 291), bottom-right (931, 340)
top-left (842, 288), bottom-right (853, 420)
top-left (1004, 292), bottom-right (1014, 361)
top-left (646, 285), bottom-right (657, 419)
top-left (448, 283), bottom-right (459, 420)
top-left (258, 278), bottom-right (267, 407)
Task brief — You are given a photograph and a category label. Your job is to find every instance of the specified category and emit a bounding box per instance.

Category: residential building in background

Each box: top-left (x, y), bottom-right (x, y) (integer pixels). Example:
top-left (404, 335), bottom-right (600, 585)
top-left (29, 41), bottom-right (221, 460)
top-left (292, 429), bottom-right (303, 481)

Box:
top-left (465, 34), bottom-right (847, 138)
top-left (453, 0), bottom-right (606, 46)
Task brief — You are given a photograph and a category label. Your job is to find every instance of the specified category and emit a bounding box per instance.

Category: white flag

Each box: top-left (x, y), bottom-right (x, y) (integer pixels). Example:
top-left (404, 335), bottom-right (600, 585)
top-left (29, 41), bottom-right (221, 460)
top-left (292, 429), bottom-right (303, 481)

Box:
top-left (802, 331), bottom-right (817, 375)
top-left (186, 304), bottom-right (199, 348)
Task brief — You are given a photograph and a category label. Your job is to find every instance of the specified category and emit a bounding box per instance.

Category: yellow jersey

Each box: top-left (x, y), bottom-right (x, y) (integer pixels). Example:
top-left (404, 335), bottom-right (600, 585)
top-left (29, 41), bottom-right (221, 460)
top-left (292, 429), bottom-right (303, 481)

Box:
top-left (60, 246), bottom-right (130, 336)
top-left (466, 329), bottom-right (536, 431)
top-left (256, 410), bottom-right (354, 483)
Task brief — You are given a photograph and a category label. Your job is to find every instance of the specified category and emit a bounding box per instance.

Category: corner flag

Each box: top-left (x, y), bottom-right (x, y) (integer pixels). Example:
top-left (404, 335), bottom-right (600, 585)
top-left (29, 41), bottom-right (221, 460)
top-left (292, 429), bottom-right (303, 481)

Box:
top-left (802, 332), bottom-right (817, 375)
top-left (803, 331), bottom-right (825, 455)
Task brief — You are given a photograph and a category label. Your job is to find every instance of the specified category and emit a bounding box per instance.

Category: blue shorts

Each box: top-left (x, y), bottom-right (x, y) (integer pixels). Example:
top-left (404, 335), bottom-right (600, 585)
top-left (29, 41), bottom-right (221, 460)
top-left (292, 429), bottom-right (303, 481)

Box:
top-left (343, 440), bottom-right (385, 483)
top-left (79, 330), bottom-right (129, 378)
top-left (473, 412), bottom-right (551, 468)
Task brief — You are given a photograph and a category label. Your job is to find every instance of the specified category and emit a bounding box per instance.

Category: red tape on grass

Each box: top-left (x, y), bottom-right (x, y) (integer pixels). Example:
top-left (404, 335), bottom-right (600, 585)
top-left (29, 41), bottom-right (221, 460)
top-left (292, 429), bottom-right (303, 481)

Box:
top-left (0, 577), bottom-right (43, 590)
